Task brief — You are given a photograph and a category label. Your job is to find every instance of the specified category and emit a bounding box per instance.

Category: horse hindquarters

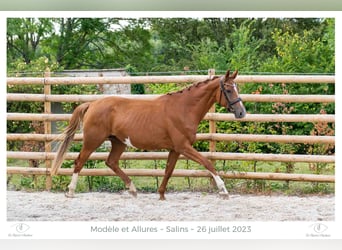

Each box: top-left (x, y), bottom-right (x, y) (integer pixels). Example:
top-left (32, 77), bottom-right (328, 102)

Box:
top-left (65, 122), bottom-right (109, 198)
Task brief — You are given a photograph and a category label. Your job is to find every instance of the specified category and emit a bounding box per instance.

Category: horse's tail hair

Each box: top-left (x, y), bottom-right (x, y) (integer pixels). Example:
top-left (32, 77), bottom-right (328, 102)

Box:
top-left (50, 102), bottom-right (90, 176)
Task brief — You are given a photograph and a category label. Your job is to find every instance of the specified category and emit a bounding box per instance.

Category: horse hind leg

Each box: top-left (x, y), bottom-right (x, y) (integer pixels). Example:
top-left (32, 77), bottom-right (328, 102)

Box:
top-left (65, 172), bottom-right (79, 198)
top-left (106, 137), bottom-right (137, 197)
top-left (66, 134), bottom-right (107, 198)
top-left (65, 148), bottom-right (94, 198)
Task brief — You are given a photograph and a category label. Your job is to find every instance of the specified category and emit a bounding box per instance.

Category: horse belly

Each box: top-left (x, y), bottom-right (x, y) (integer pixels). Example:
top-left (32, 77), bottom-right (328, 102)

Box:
top-left (103, 98), bottom-right (173, 150)
top-left (120, 127), bottom-right (173, 150)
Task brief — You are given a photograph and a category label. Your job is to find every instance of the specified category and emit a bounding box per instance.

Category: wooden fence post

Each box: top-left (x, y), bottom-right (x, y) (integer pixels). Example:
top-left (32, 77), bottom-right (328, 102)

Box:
top-left (44, 69), bottom-right (52, 191)
top-left (208, 69), bottom-right (216, 160)
top-left (208, 69), bottom-right (217, 188)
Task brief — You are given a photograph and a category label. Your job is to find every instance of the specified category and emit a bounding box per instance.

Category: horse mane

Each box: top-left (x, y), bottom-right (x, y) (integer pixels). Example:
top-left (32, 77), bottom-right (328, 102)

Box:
top-left (166, 76), bottom-right (220, 96)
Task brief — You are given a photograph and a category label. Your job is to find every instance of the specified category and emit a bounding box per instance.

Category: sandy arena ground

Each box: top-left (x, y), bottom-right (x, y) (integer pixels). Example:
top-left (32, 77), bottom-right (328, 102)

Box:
top-left (7, 191), bottom-right (334, 221)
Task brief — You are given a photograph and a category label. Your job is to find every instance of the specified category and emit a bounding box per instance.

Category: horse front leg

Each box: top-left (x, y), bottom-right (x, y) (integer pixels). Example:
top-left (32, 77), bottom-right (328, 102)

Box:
top-left (209, 173), bottom-right (229, 198)
top-left (158, 150), bottom-right (180, 200)
top-left (181, 145), bottom-right (229, 199)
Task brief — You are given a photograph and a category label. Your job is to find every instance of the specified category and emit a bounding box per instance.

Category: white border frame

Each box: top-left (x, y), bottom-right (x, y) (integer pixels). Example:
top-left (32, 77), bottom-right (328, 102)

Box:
top-left (1, 11), bottom-right (340, 240)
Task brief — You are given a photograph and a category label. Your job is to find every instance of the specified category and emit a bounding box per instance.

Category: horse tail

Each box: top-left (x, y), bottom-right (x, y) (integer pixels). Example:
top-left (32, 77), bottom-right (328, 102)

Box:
top-left (50, 102), bottom-right (90, 176)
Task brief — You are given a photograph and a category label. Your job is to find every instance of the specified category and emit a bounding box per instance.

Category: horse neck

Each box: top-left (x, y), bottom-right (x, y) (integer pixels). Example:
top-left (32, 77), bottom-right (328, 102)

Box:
top-left (182, 78), bottom-right (219, 124)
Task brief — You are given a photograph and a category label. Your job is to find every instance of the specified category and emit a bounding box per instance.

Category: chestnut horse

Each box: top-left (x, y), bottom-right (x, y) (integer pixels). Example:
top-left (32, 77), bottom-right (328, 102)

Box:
top-left (51, 69), bottom-right (246, 200)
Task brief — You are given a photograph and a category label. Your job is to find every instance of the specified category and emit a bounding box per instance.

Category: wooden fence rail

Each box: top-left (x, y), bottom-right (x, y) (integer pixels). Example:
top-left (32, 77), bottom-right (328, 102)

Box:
top-left (6, 133), bottom-right (335, 144)
top-left (6, 113), bottom-right (336, 123)
top-left (7, 151), bottom-right (335, 163)
top-left (7, 93), bottom-right (335, 103)
top-left (7, 74), bottom-right (335, 85)
top-left (7, 167), bottom-right (335, 183)
top-left (7, 73), bottom-right (335, 189)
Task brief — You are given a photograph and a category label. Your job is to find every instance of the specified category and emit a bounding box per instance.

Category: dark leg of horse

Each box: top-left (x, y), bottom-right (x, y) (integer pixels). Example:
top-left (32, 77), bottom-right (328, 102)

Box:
top-left (180, 144), bottom-right (229, 198)
top-left (66, 133), bottom-right (107, 198)
top-left (106, 137), bottom-right (137, 197)
top-left (158, 150), bottom-right (180, 200)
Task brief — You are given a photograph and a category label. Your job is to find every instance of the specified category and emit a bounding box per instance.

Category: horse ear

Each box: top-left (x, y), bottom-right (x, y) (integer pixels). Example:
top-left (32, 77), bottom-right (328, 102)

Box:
top-left (232, 70), bottom-right (238, 79)
top-left (225, 69), bottom-right (231, 79)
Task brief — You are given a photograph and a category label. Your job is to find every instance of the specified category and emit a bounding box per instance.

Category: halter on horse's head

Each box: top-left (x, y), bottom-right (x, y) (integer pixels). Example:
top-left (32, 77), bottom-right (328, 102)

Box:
top-left (219, 70), bottom-right (246, 118)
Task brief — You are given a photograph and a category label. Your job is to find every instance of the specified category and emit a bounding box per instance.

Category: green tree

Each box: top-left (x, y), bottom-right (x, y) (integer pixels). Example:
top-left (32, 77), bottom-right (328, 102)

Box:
top-left (8, 18), bottom-right (153, 72)
top-left (7, 18), bottom-right (53, 67)
top-left (44, 18), bottom-right (111, 69)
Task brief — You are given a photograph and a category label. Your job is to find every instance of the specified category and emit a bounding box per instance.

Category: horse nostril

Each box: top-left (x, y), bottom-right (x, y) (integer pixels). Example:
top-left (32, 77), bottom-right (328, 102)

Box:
top-left (238, 111), bottom-right (246, 118)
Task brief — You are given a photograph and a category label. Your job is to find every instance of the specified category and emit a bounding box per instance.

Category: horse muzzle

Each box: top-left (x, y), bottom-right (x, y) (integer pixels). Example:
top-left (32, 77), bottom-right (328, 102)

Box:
top-left (230, 101), bottom-right (246, 119)
top-left (226, 98), bottom-right (246, 119)
top-left (234, 108), bottom-right (246, 118)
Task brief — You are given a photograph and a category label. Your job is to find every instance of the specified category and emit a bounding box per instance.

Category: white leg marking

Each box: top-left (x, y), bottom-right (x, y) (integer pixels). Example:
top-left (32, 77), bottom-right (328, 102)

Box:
top-left (68, 173), bottom-right (79, 190)
top-left (127, 182), bottom-right (137, 198)
top-left (66, 173), bottom-right (78, 198)
top-left (124, 137), bottom-right (137, 149)
top-left (210, 173), bottom-right (229, 195)
top-left (129, 182), bottom-right (137, 193)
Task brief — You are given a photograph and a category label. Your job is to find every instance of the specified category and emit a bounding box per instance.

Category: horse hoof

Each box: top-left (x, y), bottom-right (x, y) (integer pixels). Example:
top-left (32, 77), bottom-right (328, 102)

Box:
top-left (65, 192), bottom-right (75, 198)
top-left (219, 192), bottom-right (229, 200)
top-left (129, 191), bottom-right (138, 198)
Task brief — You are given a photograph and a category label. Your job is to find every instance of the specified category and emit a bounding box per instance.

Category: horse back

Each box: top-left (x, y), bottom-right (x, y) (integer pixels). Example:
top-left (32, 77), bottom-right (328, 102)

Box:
top-left (82, 96), bottom-right (175, 150)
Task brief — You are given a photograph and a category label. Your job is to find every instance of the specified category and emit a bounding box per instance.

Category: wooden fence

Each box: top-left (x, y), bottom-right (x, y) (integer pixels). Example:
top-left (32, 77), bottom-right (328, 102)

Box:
top-left (7, 72), bottom-right (335, 190)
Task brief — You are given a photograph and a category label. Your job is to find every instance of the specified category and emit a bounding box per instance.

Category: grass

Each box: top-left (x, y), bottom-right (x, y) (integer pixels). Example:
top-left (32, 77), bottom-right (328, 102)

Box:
top-left (7, 158), bottom-right (335, 196)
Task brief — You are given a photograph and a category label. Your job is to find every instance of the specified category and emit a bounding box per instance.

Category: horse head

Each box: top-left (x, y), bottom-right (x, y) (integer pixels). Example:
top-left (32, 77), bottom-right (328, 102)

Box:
top-left (217, 70), bottom-right (246, 118)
